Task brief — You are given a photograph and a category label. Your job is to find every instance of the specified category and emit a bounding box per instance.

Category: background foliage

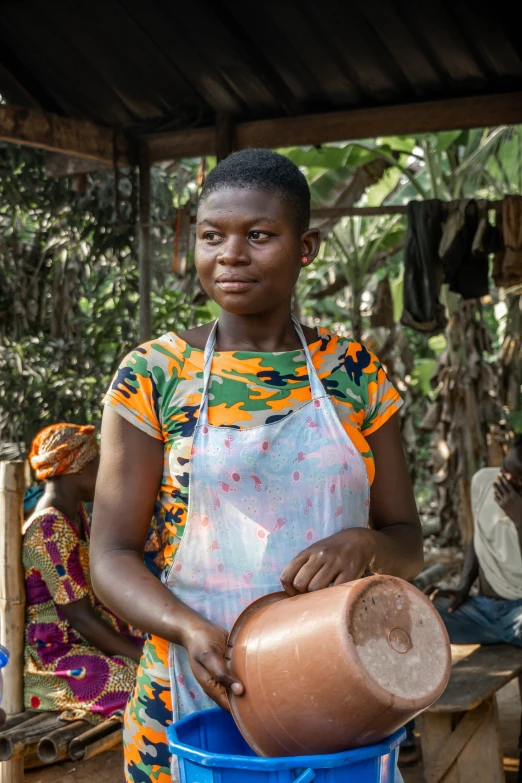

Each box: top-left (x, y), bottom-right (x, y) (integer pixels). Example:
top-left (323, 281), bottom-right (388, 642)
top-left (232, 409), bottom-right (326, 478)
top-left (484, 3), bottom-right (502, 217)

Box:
top-left (1, 129), bottom-right (521, 540)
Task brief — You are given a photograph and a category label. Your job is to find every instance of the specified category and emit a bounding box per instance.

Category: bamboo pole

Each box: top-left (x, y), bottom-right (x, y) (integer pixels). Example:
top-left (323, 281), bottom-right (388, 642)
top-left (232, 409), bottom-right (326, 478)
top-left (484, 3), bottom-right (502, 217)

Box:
top-left (0, 461), bottom-right (25, 783)
top-left (68, 720), bottom-right (122, 761)
top-left (37, 720), bottom-right (87, 764)
top-left (139, 154), bottom-right (152, 343)
top-left (0, 714), bottom-right (35, 734)
top-left (142, 199), bottom-right (505, 229)
top-left (80, 728), bottom-right (122, 761)
top-left (0, 714), bottom-right (63, 761)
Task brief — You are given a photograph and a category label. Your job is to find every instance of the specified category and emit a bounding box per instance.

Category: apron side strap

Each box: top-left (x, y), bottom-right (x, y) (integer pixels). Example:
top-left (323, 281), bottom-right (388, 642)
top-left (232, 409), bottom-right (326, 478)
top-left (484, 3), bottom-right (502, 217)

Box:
top-left (199, 320), bottom-right (219, 426)
top-left (291, 316), bottom-right (325, 400)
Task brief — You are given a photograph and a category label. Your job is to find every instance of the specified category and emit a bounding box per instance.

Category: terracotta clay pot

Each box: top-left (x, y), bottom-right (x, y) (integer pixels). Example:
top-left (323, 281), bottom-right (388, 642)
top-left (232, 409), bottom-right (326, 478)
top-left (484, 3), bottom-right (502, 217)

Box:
top-left (228, 575), bottom-right (451, 757)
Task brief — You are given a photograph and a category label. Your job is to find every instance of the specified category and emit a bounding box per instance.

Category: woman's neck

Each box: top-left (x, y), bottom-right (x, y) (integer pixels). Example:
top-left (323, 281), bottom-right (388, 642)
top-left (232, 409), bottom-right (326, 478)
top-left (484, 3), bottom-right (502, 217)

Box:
top-left (216, 308), bottom-right (302, 353)
top-left (37, 481), bottom-right (83, 523)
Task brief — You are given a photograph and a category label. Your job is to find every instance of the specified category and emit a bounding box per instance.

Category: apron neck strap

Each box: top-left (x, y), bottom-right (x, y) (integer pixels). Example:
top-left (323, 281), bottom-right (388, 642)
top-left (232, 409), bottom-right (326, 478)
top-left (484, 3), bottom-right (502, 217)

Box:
top-left (290, 316), bottom-right (325, 398)
top-left (199, 317), bottom-right (324, 425)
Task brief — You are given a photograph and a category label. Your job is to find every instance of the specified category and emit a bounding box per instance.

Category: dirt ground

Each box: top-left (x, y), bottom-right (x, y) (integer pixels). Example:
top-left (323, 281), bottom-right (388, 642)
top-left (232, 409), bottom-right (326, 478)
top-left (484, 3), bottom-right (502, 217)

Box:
top-left (23, 678), bottom-right (521, 782)
top-left (26, 749), bottom-right (124, 783)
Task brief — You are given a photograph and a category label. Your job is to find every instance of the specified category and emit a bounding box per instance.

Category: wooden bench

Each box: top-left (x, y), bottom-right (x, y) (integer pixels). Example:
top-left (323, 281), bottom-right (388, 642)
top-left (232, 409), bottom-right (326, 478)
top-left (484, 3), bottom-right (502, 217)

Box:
top-left (418, 643), bottom-right (522, 783)
top-left (0, 461), bottom-right (122, 782)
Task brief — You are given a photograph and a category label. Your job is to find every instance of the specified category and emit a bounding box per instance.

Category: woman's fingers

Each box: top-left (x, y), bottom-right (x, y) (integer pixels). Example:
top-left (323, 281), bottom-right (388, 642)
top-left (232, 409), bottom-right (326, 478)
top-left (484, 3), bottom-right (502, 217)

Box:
top-left (192, 648), bottom-right (244, 711)
top-left (332, 565), bottom-right (365, 586)
top-left (198, 649), bottom-right (244, 695)
top-left (291, 556), bottom-right (326, 594)
top-left (280, 554), bottom-right (309, 596)
top-left (307, 564), bottom-right (339, 592)
top-left (192, 660), bottom-right (230, 711)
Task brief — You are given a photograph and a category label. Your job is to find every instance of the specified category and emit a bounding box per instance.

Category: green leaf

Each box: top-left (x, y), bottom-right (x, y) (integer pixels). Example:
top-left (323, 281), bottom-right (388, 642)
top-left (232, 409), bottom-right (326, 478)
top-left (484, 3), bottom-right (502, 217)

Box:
top-left (365, 167), bottom-right (403, 207)
top-left (281, 144), bottom-right (378, 171)
top-left (376, 136), bottom-right (417, 153)
top-left (433, 131), bottom-right (463, 153)
top-left (428, 334), bottom-right (447, 356)
top-left (411, 358), bottom-right (437, 395)
top-left (508, 411), bottom-right (522, 435)
top-left (391, 274), bottom-right (404, 323)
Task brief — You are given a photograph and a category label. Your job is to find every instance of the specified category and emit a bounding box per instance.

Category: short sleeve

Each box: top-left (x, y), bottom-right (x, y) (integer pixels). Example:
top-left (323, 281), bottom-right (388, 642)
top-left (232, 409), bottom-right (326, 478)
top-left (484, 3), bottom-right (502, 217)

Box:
top-left (361, 350), bottom-right (403, 436)
top-left (31, 512), bottom-right (90, 606)
top-left (103, 342), bottom-right (166, 440)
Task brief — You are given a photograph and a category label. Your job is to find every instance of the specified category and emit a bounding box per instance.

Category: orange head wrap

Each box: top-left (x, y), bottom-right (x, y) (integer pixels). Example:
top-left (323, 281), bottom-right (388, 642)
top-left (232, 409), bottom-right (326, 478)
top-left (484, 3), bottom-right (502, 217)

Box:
top-left (29, 423), bottom-right (98, 481)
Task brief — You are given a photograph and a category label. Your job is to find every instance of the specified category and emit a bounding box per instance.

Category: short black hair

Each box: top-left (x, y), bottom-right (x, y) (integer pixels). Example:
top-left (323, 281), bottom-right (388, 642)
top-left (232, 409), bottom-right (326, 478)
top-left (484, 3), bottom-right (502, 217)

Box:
top-left (199, 149), bottom-right (310, 233)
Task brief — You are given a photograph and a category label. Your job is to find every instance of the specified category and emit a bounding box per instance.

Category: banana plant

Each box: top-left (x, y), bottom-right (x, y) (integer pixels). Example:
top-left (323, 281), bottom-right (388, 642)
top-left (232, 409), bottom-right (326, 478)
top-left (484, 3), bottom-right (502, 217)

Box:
top-left (297, 213), bottom-right (405, 340)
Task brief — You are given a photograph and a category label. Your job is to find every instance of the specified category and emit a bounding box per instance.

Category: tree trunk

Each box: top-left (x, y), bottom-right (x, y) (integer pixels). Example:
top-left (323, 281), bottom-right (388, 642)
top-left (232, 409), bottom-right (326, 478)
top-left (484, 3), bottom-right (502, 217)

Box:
top-left (499, 294), bottom-right (522, 414)
top-left (429, 300), bottom-right (509, 544)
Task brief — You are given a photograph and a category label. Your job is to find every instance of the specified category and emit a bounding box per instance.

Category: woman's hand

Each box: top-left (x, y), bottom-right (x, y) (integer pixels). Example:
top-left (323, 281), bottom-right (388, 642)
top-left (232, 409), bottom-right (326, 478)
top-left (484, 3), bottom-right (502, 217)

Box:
top-left (280, 528), bottom-right (376, 596)
top-left (425, 584), bottom-right (470, 613)
top-left (181, 617), bottom-right (244, 711)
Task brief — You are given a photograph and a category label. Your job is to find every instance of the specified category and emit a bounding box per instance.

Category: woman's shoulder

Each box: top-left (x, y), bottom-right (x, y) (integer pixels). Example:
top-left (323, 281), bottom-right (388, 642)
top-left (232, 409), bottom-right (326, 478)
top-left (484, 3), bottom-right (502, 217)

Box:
top-left (123, 330), bottom-right (189, 364)
top-left (22, 506), bottom-right (74, 537)
top-left (314, 328), bottom-right (381, 377)
top-left (110, 330), bottom-right (197, 393)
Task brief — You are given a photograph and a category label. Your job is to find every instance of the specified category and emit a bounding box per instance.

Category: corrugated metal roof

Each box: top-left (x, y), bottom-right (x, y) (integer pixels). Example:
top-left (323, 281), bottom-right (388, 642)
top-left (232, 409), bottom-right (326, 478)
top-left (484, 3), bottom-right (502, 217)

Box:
top-left (0, 0), bottom-right (521, 133)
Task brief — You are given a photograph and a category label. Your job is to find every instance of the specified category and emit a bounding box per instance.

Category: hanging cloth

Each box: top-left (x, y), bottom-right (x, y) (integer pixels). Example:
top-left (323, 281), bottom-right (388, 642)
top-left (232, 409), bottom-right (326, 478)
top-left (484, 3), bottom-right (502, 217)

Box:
top-left (164, 318), bottom-right (374, 780)
top-left (401, 200), bottom-right (447, 335)
top-left (494, 195), bottom-right (522, 289)
top-left (439, 200), bottom-right (490, 300)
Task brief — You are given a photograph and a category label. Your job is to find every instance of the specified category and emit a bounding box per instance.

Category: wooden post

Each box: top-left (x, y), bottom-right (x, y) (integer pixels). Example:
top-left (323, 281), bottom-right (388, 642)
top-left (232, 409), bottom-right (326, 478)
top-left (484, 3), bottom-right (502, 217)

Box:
top-left (215, 113), bottom-right (234, 162)
top-left (0, 461), bottom-right (25, 783)
top-left (139, 155), bottom-right (152, 344)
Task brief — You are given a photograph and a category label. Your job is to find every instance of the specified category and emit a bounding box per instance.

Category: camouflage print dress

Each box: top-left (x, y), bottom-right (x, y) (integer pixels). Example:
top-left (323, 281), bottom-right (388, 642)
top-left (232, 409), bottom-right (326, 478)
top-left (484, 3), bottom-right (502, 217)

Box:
top-left (104, 327), bottom-right (403, 783)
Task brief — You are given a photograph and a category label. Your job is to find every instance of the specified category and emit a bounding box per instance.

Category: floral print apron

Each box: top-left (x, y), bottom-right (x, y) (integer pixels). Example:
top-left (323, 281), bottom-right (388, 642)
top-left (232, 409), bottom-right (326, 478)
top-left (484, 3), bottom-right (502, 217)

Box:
top-left (163, 318), bottom-right (402, 778)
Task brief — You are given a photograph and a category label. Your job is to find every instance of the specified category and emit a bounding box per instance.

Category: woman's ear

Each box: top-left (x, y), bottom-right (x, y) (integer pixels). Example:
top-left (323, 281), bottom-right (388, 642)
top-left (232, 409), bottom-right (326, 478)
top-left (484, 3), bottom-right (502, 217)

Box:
top-left (300, 228), bottom-right (321, 266)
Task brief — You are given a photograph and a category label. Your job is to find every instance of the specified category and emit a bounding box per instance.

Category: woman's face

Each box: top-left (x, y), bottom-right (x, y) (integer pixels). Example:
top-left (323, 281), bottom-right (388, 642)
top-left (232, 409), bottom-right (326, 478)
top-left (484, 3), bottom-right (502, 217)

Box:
top-left (195, 187), bottom-right (319, 316)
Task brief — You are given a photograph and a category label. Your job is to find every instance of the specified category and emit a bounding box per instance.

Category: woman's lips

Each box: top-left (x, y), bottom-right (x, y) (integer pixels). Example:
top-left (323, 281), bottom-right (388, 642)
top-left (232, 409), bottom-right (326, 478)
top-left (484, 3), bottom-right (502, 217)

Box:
top-left (216, 280), bottom-right (257, 292)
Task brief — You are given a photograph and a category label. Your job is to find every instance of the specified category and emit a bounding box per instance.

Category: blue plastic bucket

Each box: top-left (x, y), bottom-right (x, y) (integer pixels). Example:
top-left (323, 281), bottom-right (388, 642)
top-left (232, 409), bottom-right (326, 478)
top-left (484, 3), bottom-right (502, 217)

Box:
top-left (0, 644), bottom-right (9, 706)
top-left (168, 708), bottom-right (405, 782)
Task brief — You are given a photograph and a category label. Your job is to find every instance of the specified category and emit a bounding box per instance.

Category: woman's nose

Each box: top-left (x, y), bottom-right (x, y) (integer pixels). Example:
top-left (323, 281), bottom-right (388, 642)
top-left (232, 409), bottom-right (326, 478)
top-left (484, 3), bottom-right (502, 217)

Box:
top-left (216, 237), bottom-right (250, 265)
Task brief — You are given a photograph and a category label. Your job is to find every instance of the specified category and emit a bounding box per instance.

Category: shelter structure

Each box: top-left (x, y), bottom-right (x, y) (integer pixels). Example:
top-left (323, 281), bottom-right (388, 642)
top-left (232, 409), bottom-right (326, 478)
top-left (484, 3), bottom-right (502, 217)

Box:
top-left (1, 1), bottom-right (522, 340)
top-left (1, 4), bottom-right (522, 782)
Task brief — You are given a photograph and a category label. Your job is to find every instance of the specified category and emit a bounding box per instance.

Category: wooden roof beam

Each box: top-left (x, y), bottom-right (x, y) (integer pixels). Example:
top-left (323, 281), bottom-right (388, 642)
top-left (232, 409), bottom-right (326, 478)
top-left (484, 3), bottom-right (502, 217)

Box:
top-left (0, 105), bottom-right (126, 165)
top-left (144, 91), bottom-right (522, 163)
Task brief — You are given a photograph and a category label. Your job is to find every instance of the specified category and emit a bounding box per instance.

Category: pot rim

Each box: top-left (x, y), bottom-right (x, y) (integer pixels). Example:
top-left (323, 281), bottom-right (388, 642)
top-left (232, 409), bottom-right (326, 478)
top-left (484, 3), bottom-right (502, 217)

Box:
top-left (227, 591), bottom-right (288, 747)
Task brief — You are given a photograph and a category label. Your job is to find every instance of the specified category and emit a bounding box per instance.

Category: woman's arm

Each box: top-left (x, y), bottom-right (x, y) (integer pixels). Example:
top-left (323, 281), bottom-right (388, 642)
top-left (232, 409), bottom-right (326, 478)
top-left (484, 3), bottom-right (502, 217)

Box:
top-left (60, 598), bottom-right (142, 662)
top-left (364, 413), bottom-right (424, 580)
top-left (90, 409), bottom-right (243, 709)
top-left (281, 415), bottom-right (423, 594)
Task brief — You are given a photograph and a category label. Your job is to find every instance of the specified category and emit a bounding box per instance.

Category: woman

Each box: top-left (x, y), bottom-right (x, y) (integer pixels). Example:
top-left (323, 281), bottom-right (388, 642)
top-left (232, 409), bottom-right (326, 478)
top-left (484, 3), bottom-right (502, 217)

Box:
top-left (23, 423), bottom-right (142, 722)
top-left (91, 149), bottom-right (423, 781)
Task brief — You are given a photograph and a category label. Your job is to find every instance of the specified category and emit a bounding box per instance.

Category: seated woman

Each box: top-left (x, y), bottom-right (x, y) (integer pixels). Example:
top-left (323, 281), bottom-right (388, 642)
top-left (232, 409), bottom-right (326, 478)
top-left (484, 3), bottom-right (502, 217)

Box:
top-left (23, 423), bottom-right (142, 723)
